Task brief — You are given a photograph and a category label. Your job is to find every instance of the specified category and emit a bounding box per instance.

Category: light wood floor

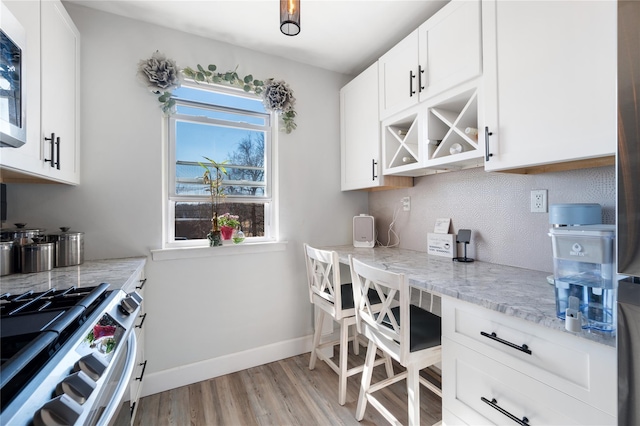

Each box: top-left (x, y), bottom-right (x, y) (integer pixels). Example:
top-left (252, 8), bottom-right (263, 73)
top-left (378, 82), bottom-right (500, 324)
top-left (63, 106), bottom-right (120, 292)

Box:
top-left (133, 345), bottom-right (442, 425)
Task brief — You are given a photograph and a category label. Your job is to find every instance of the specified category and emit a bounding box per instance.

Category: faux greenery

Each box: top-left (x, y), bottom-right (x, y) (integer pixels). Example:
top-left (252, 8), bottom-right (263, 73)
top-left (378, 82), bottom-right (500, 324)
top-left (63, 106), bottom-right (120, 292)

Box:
top-left (137, 52), bottom-right (297, 133)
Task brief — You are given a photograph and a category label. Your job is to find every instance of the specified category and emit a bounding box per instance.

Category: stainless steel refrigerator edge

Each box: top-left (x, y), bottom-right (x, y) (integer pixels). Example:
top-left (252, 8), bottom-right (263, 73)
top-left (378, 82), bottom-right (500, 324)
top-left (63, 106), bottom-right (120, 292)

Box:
top-left (617, 1), bottom-right (640, 424)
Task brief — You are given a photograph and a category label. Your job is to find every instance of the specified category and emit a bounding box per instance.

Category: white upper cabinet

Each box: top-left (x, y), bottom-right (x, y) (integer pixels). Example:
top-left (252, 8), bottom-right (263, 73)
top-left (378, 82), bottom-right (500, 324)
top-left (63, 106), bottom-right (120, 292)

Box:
top-left (418, 0), bottom-right (482, 101)
top-left (341, 63), bottom-right (412, 191)
top-left (0, 0), bottom-right (80, 185)
top-left (378, 31), bottom-right (420, 121)
top-left (482, 0), bottom-right (616, 173)
top-left (379, 0), bottom-right (482, 121)
top-left (40, 0), bottom-right (80, 184)
top-left (1, 1), bottom-right (44, 181)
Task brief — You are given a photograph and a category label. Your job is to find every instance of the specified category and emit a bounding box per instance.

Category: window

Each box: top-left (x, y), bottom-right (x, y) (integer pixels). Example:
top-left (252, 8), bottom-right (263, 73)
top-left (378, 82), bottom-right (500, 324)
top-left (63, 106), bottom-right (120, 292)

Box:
top-left (166, 83), bottom-right (275, 246)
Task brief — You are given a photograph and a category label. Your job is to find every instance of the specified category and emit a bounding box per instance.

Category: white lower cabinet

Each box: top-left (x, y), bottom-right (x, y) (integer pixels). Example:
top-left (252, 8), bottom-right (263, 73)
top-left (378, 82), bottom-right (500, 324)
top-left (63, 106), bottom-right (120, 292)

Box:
top-left (441, 297), bottom-right (616, 425)
top-left (123, 272), bottom-right (148, 424)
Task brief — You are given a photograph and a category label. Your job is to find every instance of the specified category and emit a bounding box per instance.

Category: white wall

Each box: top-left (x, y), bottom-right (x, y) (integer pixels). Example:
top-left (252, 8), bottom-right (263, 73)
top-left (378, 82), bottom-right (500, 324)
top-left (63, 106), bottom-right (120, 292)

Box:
top-left (6, 3), bottom-right (368, 395)
top-left (370, 165), bottom-right (616, 273)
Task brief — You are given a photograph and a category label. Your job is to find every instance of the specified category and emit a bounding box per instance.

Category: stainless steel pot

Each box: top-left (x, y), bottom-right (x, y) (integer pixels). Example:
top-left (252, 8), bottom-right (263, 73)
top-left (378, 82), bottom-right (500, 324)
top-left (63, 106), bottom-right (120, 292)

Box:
top-left (0, 240), bottom-right (16, 276)
top-left (3, 223), bottom-right (45, 245)
top-left (21, 241), bottom-right (54, 273)
top-left (49, 227), bottom-right (84, 267)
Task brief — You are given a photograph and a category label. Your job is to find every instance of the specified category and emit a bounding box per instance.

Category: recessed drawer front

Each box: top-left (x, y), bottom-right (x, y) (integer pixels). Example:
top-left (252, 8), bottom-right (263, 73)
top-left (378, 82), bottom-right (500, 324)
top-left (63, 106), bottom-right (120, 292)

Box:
top-left (441, 297), bottom-right (616, 415)
top-left (442, 337), bottom-right (615, 426)
top-left (450, 300), bottom-right (588, 388)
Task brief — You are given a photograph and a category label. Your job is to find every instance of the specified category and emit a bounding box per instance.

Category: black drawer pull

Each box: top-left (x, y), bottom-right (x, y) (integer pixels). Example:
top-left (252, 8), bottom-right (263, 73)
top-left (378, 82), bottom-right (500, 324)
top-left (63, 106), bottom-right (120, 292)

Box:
top-left (481, 397), bottom-right (529, 425)
top-left (130, 401), bottom-right (136, 417)
top-left (136, 360), bottom-right (147, 381)
top-left (481, 331), bottom-right (532, 355)
top-left (135, 313), bottom-right (147, 329)
top-left (136, 278), bottom-right (147, 290)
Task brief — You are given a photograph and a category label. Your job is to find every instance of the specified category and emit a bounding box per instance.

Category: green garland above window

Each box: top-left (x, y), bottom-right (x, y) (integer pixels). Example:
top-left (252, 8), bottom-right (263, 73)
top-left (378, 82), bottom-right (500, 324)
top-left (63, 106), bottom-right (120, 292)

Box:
top-left (137, 51), bottom-right (297, 133)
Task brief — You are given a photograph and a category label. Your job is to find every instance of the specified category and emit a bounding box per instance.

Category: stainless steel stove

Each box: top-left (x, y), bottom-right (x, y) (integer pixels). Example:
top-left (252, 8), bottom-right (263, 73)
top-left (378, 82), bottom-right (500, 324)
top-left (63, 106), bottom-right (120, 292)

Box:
top-left (0, 283), bottom-right (142, 425)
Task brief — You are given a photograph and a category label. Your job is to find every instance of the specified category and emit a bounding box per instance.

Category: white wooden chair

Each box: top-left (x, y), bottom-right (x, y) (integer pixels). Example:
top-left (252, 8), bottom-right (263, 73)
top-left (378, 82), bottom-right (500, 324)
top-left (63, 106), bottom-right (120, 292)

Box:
top-left (303, 244), bottom-right (393, 405)
top-left (349, 255), bottom-right (442, 425)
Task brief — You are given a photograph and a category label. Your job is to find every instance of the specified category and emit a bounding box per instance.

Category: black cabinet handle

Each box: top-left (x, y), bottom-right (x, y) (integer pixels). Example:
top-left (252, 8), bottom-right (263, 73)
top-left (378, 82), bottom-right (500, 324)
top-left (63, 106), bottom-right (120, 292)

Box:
top-left (136, 278), bottom-right (147, 290)
top-left (130, 401), bottom-right (136, 417)
top-left (485, 126), bottom-right (493, 161)
top-left (135, 313), bottom-right (147, 329)
top-left (418, 65), bottom-right (425, 92)
top-left (481, 331), bottom-right (532, 355)
top-left (481, 397), bottom-right (530, 425)
top-left (44, 133), bottom-right (56, 168)
top-left (55, 137), bottom-right (60, 170)
top-left (409, 70), bottom-right (416, 97)
top-left (135, 360), bottom-right (147, 381)
top-left (372, 159), bottom-right (378, 181)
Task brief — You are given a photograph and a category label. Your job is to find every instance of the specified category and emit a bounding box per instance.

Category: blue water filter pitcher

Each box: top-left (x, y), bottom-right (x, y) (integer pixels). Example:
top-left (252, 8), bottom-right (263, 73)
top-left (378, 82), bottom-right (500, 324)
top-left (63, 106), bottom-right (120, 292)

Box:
top-left (549, 225), bottom-right (617, 332)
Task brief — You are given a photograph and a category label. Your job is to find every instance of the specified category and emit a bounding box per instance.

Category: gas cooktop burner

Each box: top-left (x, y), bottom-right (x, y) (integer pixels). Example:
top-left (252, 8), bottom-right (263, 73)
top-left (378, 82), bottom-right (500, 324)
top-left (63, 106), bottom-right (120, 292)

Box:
top-left (0, 282), bottom-right (143, 426)
top-left (0, 284), bottom-right (111, 412)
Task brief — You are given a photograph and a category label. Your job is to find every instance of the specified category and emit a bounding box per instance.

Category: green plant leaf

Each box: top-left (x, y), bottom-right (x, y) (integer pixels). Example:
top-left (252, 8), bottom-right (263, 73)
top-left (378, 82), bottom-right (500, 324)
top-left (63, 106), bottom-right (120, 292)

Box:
top-left (244, 75), bottom-right (252, 83)
top-left (208, 64), bottom-right (217, 72)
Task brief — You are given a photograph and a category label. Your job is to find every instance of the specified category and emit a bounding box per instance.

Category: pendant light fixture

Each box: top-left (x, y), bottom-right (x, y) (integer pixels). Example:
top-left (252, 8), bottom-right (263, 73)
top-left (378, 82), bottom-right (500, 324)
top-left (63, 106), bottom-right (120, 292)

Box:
top-left (280, 0), bottom-right (300, 36)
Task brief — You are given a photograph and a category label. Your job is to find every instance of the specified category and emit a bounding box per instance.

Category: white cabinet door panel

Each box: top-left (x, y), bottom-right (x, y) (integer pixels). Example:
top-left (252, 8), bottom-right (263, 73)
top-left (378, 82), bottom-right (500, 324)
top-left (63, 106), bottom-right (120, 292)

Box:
top-left (41, 0), bottom-right (80, 184)
top-left (482, 0), bottom-right (616, 171)
top-left (378, 31), bottom-right (419, 120)
top-left (419, 0), bottom-right (482, 100)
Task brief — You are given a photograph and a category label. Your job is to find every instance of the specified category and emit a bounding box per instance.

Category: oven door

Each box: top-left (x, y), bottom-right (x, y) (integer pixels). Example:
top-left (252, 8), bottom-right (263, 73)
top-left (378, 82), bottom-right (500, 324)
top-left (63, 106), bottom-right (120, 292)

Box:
top-left (85, 332), bottom-right (138, 425)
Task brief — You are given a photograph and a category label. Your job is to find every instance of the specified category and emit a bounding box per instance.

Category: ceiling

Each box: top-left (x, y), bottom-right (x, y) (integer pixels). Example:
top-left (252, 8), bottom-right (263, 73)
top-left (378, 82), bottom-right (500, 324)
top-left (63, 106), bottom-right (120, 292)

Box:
top-left (63, 0), bottom-right (449, 76)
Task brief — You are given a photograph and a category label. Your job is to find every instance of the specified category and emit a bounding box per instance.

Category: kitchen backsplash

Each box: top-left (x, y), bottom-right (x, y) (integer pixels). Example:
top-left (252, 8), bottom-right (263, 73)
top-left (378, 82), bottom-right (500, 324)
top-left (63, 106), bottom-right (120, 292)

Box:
top-left (369, 165), bottom-right (615, 273)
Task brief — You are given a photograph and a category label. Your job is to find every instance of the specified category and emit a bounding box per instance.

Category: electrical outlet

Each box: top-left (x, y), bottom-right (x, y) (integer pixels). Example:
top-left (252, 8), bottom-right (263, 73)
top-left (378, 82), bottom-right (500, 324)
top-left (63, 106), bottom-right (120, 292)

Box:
top-left (402, 196), bottom-right (411, 211)
top-left (530, 190), bottom-right (548, 213)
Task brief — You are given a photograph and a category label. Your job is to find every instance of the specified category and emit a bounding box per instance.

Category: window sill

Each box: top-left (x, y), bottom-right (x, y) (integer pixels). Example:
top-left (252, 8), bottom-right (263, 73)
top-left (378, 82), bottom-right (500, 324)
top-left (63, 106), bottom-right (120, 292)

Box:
top-left (151, 241), bottom-right (288, 261)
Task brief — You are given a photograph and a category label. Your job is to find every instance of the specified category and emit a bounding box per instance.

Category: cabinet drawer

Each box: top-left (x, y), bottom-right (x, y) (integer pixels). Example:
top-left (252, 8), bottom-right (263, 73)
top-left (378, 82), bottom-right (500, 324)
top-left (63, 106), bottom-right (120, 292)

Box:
top-left (442, 297), bottom-right (616, 415)
top-left (443, 337), bottom-right (615, 425)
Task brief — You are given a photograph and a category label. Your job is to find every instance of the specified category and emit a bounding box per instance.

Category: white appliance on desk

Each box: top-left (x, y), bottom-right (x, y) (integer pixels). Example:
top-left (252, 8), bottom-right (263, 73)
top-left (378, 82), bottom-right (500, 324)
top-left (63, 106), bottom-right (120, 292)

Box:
top-left (353, 214), bottom-right (374, 248)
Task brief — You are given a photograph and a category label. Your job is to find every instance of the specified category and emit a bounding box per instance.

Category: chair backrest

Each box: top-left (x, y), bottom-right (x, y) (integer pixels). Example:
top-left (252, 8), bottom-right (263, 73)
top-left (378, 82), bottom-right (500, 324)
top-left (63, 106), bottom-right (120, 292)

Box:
top-left (303, 243), bottom-right (345, 319)
top-left (349, 255), bottom-right (410, 363)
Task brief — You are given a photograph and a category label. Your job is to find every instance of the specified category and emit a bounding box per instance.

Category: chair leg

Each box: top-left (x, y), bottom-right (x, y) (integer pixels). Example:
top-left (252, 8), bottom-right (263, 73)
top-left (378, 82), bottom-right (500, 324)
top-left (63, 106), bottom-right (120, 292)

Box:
top-left (407, 363), bottom-right (421, 426)
top-left (352, 324), bottom-right (360, 356)
top-left (355, 340), bottom-right (377, 421)
top-left (309, 309), bottom-right (325, 370)
top-left (338, 320), bottom-right (349, 405)
top-left (384, 353), bottom-right (394, 378)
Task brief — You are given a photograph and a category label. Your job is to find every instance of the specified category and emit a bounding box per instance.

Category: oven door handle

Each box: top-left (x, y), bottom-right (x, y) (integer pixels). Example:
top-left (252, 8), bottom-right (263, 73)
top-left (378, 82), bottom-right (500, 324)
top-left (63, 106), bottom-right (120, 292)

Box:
top-left (99, 332), bottom-right (138, 424)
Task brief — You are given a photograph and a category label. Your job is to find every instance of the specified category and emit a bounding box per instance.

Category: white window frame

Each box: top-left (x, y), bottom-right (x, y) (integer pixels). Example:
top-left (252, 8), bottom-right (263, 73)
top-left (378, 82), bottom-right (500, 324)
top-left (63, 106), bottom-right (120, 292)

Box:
top-left (162, 81), bottom-right (279, 249)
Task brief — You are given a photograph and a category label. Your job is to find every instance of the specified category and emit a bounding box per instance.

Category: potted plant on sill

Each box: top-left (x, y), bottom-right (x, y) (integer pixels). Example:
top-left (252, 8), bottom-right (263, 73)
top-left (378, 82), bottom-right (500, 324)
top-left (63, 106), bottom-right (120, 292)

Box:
top-left (217, 213), bottom-right (240, 241)
top-left (199, 157), bottom-right (228, 247)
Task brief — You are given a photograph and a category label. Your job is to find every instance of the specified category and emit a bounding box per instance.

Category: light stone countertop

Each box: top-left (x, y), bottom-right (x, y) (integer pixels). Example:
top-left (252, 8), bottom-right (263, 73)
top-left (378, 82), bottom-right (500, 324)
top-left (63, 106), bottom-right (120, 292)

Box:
top-left (323, 245), bottom-right (615, 347)
top-left (0, 257), bottom-right (147, 294)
